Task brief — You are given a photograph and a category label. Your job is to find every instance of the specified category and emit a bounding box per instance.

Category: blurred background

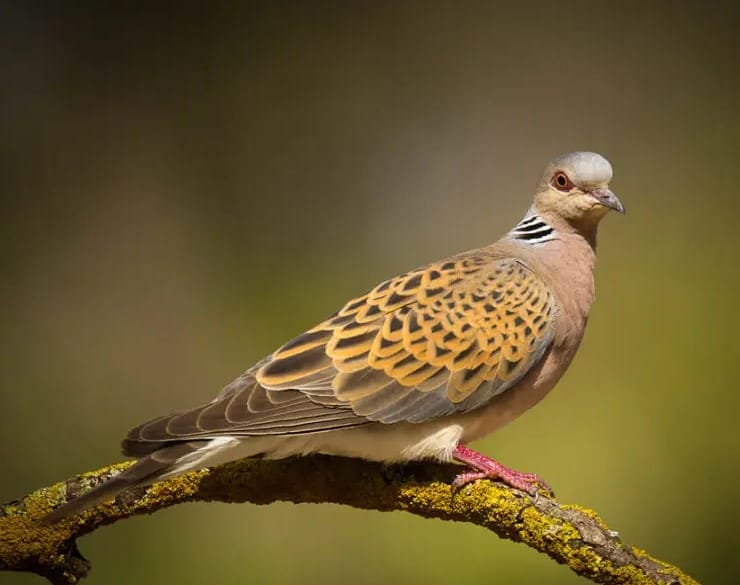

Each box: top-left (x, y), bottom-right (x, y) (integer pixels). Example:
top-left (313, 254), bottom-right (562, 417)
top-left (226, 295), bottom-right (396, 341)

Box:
top-left (1, 2), bottom-right (738, 584)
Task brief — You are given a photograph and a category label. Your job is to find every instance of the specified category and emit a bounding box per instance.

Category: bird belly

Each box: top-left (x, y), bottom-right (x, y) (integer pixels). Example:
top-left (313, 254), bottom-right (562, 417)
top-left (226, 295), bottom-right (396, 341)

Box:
top-left (224, 421), bottom-right (466, 464)
top-left (453, 342), bottom-right (577, 444)
top-left (188, 344), bottom-right (579, 469)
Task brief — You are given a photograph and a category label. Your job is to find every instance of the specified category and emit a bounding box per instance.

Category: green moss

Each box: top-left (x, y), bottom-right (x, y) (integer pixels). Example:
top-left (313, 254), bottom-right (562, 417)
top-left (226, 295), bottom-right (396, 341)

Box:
top-left (137, 469), bottom-right (208, 510)
top-left (1, 457), bottom-right (702, 585)
top-left (396, 481), bottom-right (451, 511)
top-left (520, 506), bottom-right (580, 545)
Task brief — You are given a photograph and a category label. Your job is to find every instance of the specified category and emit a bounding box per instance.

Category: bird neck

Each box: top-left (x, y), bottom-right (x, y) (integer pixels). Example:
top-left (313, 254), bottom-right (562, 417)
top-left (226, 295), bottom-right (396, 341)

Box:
top-left (506, 208), bottom-right (557, 245)
top-left (509, 206), bottom-right (600, 251)
top-left (506, 209), bottom-right (599, 342)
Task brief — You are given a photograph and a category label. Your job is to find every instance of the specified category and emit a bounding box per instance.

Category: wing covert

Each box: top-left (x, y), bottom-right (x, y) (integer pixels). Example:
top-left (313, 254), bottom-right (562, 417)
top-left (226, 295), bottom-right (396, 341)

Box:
top-left (257, 253), bottom-right (555, 424)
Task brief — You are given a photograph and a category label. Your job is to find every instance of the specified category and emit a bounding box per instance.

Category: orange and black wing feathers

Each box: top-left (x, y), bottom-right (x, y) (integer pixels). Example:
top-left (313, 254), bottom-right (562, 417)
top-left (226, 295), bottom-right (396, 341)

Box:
top-left (258, 251), bottom-right (555, 423)
top-left (125, 250), bottom-right (556, 451)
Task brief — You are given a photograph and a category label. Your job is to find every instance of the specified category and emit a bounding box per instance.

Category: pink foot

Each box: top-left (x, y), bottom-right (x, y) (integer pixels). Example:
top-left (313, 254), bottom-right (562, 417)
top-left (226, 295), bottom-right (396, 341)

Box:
top-left (452, 445), bottom-right (553, 496)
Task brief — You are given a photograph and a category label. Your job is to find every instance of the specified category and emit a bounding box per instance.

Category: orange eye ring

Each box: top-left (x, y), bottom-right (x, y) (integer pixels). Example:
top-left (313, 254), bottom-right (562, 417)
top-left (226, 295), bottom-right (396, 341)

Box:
top-left (552, 171), bottom-right (573, 191)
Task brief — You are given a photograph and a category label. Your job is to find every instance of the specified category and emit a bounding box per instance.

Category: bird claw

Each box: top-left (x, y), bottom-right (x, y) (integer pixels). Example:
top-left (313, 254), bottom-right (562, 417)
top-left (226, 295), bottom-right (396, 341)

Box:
top-left (451, 444), bottom-right (554, 498)
top-left (452, 468), bottom-right (553, 498)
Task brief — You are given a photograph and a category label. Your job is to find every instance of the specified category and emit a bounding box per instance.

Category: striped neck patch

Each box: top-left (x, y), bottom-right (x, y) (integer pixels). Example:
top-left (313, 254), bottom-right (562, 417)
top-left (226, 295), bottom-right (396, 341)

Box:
top-left (508, 214), bottom-right (556, 245)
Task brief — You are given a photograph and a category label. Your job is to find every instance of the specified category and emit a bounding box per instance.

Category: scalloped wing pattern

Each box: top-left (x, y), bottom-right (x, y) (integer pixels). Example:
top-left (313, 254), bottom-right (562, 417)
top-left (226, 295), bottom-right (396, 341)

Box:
top-left (257, 253), bottom-right (555, 423)
top-left (124, 252), bottom-right (556, 448)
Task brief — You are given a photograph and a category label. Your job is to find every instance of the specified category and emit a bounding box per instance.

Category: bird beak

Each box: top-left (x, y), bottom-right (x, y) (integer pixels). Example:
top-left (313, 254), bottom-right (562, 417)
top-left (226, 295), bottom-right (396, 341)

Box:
top-left (589, 188), bottom-right (625, 214)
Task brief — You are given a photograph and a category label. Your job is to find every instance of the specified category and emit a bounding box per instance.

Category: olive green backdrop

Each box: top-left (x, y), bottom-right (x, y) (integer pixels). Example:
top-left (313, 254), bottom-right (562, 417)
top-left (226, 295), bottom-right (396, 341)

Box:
top-left (1, 2), bottom-right (738, 584)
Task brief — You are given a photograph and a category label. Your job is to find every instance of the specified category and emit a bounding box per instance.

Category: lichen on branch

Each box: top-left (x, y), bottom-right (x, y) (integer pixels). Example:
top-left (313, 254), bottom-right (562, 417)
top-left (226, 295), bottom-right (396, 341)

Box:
top-left (0, 456), bottom-right (699, 585)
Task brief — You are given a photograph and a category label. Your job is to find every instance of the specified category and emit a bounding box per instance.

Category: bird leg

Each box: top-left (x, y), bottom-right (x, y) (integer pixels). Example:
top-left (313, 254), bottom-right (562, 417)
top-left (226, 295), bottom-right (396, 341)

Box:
top-left (451, 444), bottom-right (552, 496)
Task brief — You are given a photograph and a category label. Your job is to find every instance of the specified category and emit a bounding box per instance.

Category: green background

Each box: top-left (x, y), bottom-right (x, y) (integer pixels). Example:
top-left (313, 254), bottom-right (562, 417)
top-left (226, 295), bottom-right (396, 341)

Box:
top-left (1, 3), bottom-right (738, 584)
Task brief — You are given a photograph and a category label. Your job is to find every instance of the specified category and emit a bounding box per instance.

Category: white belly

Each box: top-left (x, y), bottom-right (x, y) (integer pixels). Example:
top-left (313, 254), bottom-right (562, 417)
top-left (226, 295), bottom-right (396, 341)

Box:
top-left (179, 344), bottom-right (574, 474)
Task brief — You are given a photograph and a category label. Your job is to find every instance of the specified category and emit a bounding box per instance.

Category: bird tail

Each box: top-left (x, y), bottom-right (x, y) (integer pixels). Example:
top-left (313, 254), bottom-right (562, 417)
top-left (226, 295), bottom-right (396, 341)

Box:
top-left (43, 440), bottom-right (213, 524)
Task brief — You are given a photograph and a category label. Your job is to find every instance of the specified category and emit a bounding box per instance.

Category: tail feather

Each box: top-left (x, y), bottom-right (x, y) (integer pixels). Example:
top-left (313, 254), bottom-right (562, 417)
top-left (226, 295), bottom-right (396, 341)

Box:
top-left (44, 441), bottom-right (209, 523)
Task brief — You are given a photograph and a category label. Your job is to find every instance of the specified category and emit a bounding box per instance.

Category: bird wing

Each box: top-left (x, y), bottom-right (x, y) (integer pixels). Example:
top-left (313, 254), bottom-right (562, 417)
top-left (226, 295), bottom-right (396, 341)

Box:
top-left (258, 251), bottom-right (555, 422)
top-left (124, 251), bottom-right (555, 453)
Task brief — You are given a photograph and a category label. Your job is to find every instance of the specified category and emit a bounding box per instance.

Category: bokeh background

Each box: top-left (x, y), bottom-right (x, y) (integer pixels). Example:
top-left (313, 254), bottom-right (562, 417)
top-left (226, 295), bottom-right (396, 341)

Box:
top-left (1, 3), bottom-right (738, 584)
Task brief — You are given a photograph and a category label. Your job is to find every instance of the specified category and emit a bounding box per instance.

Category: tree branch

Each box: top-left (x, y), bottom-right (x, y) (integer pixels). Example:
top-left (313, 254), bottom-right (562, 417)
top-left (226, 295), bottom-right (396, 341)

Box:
top-left (1, 456), bottom-right (698, 585)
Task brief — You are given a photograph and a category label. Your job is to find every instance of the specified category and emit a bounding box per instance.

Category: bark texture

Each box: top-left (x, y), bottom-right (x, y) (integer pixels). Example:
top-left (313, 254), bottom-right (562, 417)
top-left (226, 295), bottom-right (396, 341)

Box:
top-left (0, 456), bottom-right (699, 585)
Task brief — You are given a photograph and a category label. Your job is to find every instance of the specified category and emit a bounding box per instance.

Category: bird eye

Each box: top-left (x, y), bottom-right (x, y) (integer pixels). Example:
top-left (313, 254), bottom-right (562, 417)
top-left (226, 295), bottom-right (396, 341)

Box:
top-left (552, 171), bottom-right (573, 191)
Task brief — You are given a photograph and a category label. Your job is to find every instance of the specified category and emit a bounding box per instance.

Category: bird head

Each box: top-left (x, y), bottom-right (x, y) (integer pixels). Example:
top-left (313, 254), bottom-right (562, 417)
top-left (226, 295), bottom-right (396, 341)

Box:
top-left (533, 152), bottom-right (625, 226)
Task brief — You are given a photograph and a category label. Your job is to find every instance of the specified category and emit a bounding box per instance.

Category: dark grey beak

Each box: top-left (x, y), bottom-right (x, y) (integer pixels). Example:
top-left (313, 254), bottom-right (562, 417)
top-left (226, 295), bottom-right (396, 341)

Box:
top-left (590, 188), bottom-right (625, 214)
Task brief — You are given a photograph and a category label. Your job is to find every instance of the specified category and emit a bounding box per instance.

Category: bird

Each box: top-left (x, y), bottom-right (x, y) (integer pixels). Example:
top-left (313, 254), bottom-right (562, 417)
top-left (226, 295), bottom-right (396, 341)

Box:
top-left (45, 151), bottom-right (624, 522)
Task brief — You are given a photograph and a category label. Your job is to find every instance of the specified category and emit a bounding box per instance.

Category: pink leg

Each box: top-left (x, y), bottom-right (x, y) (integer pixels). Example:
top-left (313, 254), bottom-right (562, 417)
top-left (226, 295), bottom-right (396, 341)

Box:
top-left (452, 445), bottom-right (552, 496)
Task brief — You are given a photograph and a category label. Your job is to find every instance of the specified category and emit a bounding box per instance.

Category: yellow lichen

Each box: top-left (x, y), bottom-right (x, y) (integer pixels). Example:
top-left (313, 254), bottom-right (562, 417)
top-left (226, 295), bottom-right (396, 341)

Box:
top-left (1, 457), bottom-right (702, 585)
top-left (562, 503), bottom-right (611, 530)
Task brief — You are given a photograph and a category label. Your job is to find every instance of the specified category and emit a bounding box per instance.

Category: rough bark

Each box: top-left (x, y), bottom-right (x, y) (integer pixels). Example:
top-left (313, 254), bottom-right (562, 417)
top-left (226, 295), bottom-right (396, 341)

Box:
top-left (0, 456), bottom-right (699, 585)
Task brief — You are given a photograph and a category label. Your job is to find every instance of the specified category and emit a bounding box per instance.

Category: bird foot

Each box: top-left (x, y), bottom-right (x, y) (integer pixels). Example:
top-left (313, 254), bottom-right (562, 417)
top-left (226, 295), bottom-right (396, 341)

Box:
top-left (451, 444), bottom-right (553, 496)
